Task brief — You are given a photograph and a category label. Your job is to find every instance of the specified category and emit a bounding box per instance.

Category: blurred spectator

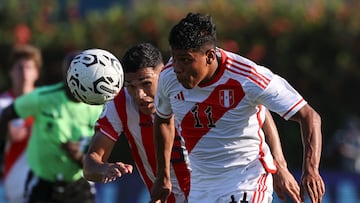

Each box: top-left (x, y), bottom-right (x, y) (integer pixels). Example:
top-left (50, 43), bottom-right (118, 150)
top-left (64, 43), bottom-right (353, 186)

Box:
top-left (0, 51), bottom-right (103, 203)
top-left (0, 45), bottom-right (42, 203)
top-left (13, 24), bottom-right (31, 46)
top-left (333, 114), bottom-right (360, 173)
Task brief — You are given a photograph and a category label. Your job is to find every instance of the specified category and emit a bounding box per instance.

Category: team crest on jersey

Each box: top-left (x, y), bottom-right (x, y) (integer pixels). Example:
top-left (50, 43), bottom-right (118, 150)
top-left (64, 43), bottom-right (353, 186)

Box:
top-left (219, 89), bottom-right (234, 108)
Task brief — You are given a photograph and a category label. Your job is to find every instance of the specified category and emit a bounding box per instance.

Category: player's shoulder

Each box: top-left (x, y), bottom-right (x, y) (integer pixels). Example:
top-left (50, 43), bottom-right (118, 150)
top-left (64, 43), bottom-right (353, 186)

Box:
top-left (73, 99), bottom-right (104, 118)
top-left (221, 48), bottom-right (257, 68)
top-left (112, 88), bottom-right (137, 113)
top-left (19, 82), bottom-right (66, 105)
top-left (222, 49), bottom-right (273, 76)
top-left (88, 103), bottom-right (104, 115)
top-left (220, 49), bottom-right (275, 91)
top-left (35, 82), bottom-right (65, 96)
top-left (160, 59), bottom-right (174, 73)
top-left (159, 60), bottom-right (176, 81)
top-left (112, 87), bottom-right (129, 108)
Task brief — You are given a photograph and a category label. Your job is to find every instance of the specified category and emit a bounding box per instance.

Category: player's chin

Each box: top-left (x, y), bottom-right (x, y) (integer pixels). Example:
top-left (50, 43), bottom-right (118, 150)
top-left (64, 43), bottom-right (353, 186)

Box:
top-left (139, 105), bottom-right (155, 115)
top-left (183, 84), bottom-right (195, 89)
top-left (179, 79), bottom-right (195, 89)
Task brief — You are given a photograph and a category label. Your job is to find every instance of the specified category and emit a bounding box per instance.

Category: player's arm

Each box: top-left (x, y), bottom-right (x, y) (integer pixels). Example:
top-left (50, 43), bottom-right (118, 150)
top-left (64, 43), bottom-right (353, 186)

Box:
top-left (0, 103), bottom-right (20, 137)
top-left (263, 109), bottom-right (301, 203)
top-left (290, 104), bottom-right (325, 203)
top-left (83, 130), bottom-right (133, 183)
top-left (61, 141), bottom-right (85, 167)
top-left (150, 114), bottom-right (175, 203)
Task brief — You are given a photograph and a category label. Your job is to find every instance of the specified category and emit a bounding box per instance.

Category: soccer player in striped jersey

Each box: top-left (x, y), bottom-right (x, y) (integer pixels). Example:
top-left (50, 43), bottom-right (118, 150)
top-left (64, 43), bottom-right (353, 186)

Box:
top-left (150, 13), bottom-right (325, 203)
top-left (83, 43), bottom-right (190, 203)
top-left (0, 45), bottom-right (41, 203)
top-left (84, 43), bottom-right (302, 203)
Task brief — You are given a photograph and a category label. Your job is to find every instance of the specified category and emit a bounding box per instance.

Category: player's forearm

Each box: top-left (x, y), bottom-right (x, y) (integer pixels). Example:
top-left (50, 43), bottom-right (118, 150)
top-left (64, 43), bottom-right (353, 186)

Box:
top-left (296, 105), bottom-right (322, 173)
top-left (83, 153), bottom-right (106, 182)
top-left (302, 115), bottom-right (322, 172)
top-left (272, 149), bottom-right (288, 170)
top-left (73, 152), bottom-right (85, 167)
top-left (61, 142), bottom-right (84, 167)
top-left (269, 138), bottom-right (288, 170)
top-left (154, 115), bottom-right (174, 179)
top-left (263, 109), bottom-right (287, 169)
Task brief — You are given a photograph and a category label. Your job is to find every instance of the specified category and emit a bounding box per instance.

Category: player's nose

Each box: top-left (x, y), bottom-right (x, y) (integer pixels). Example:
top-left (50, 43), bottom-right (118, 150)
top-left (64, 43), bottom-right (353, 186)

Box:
top-left (172, 60), bottom-right (184, 74)
top-left (135, 88), bottom-right (147, 99)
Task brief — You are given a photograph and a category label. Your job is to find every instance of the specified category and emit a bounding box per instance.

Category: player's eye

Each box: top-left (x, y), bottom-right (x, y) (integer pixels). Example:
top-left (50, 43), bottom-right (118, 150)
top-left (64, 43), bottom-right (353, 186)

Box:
top-left (178, 57), bottom-right (192, 64)
top-left (143, 81), bottom-right (152, 87)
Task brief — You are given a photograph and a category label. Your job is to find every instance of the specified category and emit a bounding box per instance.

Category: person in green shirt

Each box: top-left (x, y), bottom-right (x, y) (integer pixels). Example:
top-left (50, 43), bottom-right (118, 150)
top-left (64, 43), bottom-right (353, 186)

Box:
top-left (0, 51), bottom-right (103, 203)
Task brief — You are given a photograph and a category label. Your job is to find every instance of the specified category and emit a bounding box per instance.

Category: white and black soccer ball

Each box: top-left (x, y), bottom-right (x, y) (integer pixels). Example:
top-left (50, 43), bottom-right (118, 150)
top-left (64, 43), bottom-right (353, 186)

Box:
top-left (66, 48), bottom-right (124, 105)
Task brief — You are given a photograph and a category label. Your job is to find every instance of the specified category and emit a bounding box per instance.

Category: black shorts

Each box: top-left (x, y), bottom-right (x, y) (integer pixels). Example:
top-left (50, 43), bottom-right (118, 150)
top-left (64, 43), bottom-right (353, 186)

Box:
top-left (24, 170), bottom-right (95, 203)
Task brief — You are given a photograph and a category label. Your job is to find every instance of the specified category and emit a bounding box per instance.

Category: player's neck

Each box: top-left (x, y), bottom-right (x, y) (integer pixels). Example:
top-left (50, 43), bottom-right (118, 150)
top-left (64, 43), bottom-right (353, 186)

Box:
top-left (215, 48), bottom-right (222, 74)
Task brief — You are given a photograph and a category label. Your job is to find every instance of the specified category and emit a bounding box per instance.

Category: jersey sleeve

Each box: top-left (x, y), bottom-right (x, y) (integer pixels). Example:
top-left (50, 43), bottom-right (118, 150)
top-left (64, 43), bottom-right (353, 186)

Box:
top-left (14, 90), bottom-right (40, 119)
top-left (0, 92), bottom-right (13, 114)
top-left (257, 74), bottom-right (307, 120)
top-left (95, 100), bottom-right (123, 142)
top-left (155, 69), bottom-right (173, 119)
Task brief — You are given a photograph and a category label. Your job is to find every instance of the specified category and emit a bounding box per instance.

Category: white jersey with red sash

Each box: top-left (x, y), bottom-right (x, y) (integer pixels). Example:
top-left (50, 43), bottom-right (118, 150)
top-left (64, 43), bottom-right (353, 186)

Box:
top-left (155, 48), bottom-right (307, 202)
top-left (95, 88), bottom-right (190, 203)
top-left (0, 90), bottom-right (32, 203)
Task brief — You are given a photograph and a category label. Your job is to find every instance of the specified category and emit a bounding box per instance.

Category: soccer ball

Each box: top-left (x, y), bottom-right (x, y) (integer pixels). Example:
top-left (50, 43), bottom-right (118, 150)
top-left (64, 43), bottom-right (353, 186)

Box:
top-left (66, 48), bottom-right (124, 105)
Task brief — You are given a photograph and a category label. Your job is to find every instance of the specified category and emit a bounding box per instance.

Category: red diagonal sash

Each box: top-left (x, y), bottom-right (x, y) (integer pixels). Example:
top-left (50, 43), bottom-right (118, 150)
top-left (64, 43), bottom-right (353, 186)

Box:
top-left (181, 79), bottom-right (245, 152)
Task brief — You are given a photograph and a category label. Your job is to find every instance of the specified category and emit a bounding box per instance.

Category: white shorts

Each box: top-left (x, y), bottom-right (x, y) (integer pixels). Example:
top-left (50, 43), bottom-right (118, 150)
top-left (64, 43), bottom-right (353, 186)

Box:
top-left (188, 173), bottom-right (273, 203)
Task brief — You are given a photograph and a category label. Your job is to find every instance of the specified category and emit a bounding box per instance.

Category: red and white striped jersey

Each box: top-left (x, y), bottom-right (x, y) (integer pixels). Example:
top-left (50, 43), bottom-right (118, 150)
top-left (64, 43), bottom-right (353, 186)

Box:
top-left (155, 48), bottom-right (307, 193)
top-left (95, 89), bottom-right (190, 203)
top-left (0, 90), bottom-right (32, 203)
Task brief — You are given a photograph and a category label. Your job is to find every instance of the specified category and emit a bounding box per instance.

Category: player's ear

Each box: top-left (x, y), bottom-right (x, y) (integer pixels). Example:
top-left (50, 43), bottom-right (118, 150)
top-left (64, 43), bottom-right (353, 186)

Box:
top-left (205, 49), bottom-right (216, 64)
top-left (206, 57), bottom-right (211, 64)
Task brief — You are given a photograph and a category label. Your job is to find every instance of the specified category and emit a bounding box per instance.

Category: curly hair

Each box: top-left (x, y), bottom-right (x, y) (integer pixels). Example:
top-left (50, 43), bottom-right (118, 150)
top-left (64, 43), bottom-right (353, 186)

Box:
top-left (169, 12), bottom-right (217, 51)
top-left (121, 42), bottom-right (163, 73)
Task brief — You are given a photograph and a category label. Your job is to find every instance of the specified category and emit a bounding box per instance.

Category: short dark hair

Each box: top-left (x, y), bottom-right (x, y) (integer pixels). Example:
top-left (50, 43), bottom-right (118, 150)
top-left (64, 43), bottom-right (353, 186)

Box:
top-left (169, 12), bottom-right (217, 51)
top-left (121, 43), bottom-right (163, 73)
top-left (9, 45), bottom-right (42, 70)
top-left (62, 50), bottom-right (82, 78)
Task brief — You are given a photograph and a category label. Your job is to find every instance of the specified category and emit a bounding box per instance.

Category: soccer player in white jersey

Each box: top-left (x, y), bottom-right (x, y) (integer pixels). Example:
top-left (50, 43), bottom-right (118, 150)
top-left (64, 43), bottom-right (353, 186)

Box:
top-left (150, 13), bottom-right (325, 203)
top-left (84, 43), bottom-right (303, 203)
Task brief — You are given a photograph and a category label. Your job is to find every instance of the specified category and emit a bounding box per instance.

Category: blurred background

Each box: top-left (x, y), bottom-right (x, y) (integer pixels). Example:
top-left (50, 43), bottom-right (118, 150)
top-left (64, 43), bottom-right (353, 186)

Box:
top-left (0, 0), bottom-right (359, 202)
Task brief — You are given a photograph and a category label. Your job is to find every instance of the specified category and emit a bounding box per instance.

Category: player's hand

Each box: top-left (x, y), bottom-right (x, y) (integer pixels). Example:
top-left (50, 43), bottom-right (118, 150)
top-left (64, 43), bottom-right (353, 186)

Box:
top-left (273, 167), bottom-right (301, 203)
top-left (101, 162), bottom-right (133, 183)
top-left (149, 176), bottom-right (172, 203)
top-left (8, 119), bottom-right (27, 142)
top-left (300, 170), bottom-right (325, 203)
top-left (61, 141), bottom-right (83, 166)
